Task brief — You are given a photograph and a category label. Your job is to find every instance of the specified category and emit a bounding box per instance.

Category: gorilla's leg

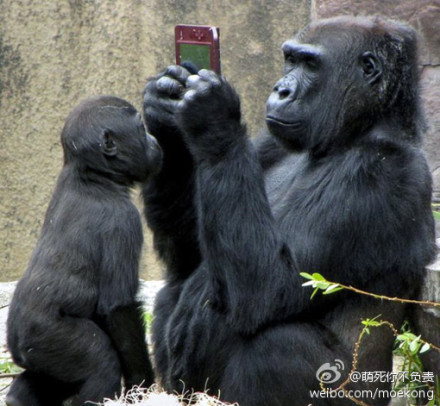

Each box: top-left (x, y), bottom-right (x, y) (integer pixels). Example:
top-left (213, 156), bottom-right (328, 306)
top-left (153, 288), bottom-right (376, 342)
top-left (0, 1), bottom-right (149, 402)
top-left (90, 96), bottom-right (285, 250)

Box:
top-left (7, 317), bottom-right (121, 406)
top-left (6, 371), bottom-right (76, 406)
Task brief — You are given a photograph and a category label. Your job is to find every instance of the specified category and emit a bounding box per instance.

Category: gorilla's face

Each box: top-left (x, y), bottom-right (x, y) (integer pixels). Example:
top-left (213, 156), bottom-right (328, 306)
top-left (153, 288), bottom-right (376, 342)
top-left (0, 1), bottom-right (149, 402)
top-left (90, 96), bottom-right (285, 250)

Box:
top-left (265, 40), bottom-right (323, 152)
top-left (266, 21), bottom-right (384, 154)
top-left (62, 97), bottom-right (163, 184)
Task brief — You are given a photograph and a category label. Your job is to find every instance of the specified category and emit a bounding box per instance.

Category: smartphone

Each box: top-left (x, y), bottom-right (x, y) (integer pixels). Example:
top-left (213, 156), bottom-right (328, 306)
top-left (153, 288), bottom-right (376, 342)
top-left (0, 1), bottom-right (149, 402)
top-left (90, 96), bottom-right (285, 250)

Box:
top-left (175, 24), bottom-right (221, 74)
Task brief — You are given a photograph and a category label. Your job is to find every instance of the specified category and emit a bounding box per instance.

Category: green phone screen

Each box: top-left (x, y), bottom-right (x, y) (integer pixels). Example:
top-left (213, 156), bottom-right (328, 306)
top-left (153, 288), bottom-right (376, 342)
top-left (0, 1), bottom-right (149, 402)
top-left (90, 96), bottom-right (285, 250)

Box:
top-left (180, 43), bottom-right (211, 70)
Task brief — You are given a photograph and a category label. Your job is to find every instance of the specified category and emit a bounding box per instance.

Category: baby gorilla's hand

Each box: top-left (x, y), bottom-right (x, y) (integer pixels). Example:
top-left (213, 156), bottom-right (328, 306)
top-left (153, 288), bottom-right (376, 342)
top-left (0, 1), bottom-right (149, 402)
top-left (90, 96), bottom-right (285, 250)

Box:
top-left (143, 65), bottom-right (191, 139)
top-left (176, 70), bottom-right (245, 160)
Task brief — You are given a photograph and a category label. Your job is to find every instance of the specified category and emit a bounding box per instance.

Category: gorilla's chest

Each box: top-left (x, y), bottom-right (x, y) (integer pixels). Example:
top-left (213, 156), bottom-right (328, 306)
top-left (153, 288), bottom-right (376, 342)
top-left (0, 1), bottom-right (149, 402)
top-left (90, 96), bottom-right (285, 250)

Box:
top-left (264, 153), bottom-right (352, 260)
top-left (265, 153), bottom-right (330, 222)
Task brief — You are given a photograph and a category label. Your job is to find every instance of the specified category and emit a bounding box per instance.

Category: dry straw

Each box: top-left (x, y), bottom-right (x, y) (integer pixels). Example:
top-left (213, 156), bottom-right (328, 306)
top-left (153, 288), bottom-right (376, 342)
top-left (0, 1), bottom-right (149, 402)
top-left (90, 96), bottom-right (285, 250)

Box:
top-left (99, 384), bottom-right (239, 406)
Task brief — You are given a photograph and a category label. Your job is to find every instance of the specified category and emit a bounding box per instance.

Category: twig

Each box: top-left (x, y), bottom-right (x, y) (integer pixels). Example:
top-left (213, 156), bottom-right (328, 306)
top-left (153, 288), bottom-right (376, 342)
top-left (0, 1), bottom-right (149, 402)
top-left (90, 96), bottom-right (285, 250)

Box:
top-left (0, 372), bottom-right (20, 379)
top-left (305, 275), bottom-right (440, 308)
top-left (336, 282), bottom-right (440, 307)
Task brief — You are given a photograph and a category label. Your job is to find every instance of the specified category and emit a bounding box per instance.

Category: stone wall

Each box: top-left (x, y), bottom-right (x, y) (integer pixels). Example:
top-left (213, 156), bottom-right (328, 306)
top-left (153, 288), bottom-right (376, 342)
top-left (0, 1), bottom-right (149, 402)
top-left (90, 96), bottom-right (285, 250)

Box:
top-left (0, 0), bottom-right (311, 281)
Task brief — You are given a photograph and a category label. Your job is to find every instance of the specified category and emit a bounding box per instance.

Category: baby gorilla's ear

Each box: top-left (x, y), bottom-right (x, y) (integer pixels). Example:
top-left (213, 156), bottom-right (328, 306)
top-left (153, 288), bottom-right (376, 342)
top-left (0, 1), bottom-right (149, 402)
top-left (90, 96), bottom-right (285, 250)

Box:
top-left (100, 130), bottom-right (118, 157)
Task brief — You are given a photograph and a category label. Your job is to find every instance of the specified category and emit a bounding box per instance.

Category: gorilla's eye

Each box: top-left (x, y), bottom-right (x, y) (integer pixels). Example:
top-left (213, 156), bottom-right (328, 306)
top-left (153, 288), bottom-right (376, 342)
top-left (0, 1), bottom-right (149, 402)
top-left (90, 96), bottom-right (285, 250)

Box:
top-left (285, 54), bottom-right (299, 66)
top-left (285, 53), bottom-right (319, 71)
top-left (360, 52), bottom-right (376, 75)
top-left (363, 60), bottom-right (374, 74)
top-left (303, 55), bottom-right (319, 70)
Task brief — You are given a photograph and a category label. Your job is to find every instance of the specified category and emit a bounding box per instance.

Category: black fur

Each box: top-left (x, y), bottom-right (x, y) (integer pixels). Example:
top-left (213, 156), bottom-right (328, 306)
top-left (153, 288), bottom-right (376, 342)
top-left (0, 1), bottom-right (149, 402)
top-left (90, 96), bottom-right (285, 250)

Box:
top-left (6, 96), bottom-right (161, 406)
top-left (143, 17), bottom-right (436, 406)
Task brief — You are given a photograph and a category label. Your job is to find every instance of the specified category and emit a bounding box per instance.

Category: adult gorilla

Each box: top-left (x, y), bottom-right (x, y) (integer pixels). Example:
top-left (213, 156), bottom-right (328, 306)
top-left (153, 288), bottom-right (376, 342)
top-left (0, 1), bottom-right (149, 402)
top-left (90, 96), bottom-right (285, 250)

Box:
top-left (143, 16), bottom-right (436, 406)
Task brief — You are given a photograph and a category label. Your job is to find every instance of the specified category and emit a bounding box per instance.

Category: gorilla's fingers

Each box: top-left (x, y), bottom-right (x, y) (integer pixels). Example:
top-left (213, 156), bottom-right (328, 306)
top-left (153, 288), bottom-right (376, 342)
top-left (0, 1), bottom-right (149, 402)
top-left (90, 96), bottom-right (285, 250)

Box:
top-left (186, 74), bottom-right (203, 88)
top-left (165, 65), bottom-right (192, 84)
top-left (198, 69), bottom-right (221, 84)
top-left (156, 76), bottom-right (184, 97)
top-left (180, 89), bottom-right (197, 105)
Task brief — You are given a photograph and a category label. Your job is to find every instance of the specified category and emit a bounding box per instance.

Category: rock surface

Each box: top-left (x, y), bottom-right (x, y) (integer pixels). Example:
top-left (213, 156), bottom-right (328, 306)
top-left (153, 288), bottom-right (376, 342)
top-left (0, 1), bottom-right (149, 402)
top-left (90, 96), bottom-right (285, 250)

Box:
top-left (0, 0), bottom-right (311, 282)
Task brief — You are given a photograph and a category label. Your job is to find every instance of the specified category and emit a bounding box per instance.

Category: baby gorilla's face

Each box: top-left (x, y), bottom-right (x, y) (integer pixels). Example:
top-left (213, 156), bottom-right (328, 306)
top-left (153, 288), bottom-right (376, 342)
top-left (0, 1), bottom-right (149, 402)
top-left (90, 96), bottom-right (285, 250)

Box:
top-left (135, 115), bottom-right (163, 181)
top-left (60, 96), bottom-right (162, 185)
top-left (106, 111), bottom-right (163, 184)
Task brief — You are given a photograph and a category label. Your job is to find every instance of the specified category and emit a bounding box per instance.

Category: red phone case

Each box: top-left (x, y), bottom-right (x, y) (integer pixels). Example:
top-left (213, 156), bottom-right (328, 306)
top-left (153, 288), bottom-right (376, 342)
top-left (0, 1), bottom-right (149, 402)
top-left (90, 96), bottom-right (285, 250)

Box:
top-left (175, 25), bottom-right (221, 74)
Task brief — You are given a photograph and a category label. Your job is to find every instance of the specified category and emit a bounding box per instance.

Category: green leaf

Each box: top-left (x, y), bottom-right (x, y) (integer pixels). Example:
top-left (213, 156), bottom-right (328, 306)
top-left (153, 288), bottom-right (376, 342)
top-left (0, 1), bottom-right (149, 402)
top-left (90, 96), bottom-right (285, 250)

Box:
top-left (312, 273), bottom-right (326, 281)
top-left (323, 284), bottom-right (343, 295)
top-left (300, 272), bottom-right (314, 280)
top-left (315, 281), bottom-right (331, 290)
top-left (310, 287), bottom-right (320, 300)
top-left (420, 343), bottom-right (430, 353)
top-left (143, 311), bottom-right (154, 335)
top-left (362, 320), bottom-right (382, 327)
top-left (398, 332), bottom-right (418, 342)
top-left (302, 280), bottom-right (315, 287)
top-left (362, 315), bottom-right (382, 327)
top-left (0, 358), bottom-right (22, 374)
top-left (409, 339), bottom-right (420, 353)
top-left (433, 211), bottom-right (440, 220)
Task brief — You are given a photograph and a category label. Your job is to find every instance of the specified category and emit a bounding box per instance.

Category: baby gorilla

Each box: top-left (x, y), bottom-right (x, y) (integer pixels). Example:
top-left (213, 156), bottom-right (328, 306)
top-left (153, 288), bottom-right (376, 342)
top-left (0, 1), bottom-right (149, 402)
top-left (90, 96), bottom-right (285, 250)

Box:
top-left (6, 96), bottom-right (161, 406)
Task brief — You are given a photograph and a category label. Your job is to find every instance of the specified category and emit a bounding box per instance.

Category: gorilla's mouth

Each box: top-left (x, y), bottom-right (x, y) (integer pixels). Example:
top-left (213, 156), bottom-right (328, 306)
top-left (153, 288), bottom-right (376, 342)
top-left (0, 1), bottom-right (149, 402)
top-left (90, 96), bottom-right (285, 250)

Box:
top-left (266, 115), bottom-right (306, 150)
top-left (266, 115), bottom-right (302, 128)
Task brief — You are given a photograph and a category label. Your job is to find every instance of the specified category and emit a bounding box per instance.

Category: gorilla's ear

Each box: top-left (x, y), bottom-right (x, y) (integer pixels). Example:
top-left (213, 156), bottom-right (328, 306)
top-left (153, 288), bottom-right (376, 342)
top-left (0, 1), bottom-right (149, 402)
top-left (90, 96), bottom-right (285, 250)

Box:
top-left (101, 130), bottom-right (118, 157)
top-left (360, 52), bottom-right (382, 85)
